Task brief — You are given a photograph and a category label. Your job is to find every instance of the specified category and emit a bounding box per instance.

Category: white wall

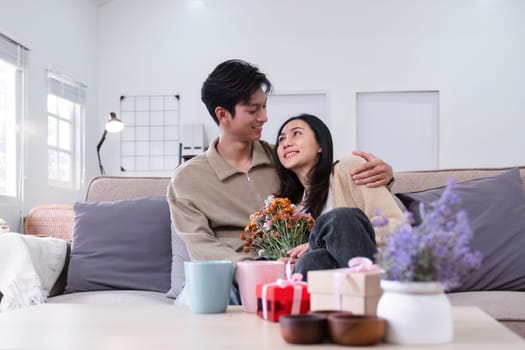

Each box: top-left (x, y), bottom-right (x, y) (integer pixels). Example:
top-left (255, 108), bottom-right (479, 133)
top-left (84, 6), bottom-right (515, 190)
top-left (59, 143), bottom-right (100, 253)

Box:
top-left (0, 0), bottom-right (99, 230)
top-left (98, 0), bottom-right (525, 175)
top-left (1, 0), bottom-right (524, 228)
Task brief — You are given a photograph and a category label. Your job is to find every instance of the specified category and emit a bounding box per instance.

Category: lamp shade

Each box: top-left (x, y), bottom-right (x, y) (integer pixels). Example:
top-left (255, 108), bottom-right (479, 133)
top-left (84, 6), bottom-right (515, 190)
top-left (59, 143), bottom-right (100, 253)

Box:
top-left (105, 112), bottom-right (124, 133)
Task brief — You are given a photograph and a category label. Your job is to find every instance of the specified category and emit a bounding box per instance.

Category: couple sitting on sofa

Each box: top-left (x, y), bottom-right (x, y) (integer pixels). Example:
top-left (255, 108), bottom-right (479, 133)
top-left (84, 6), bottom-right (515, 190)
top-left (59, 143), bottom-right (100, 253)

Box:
top-left (0, 58), bottom-right (398, 311)
top-left (168, 59), bottom-right (403, 300)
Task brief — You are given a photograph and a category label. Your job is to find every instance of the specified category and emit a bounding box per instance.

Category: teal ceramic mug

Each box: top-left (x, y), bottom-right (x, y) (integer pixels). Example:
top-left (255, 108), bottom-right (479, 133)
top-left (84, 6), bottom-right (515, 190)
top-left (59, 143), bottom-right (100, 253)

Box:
top-left (184, 260), bottom-right (233, 314)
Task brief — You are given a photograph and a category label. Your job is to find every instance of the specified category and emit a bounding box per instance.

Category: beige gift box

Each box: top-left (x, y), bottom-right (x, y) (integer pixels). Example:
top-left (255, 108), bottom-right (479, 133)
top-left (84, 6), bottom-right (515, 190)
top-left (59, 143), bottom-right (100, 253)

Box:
top-left (307, 268), bottom-right (382, 315)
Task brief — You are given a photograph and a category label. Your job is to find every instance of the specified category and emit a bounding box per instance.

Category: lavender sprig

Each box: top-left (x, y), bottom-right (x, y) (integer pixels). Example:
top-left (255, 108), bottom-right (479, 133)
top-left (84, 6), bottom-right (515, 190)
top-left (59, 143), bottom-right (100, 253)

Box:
top-left (375, 179), bottom-right (482, 291)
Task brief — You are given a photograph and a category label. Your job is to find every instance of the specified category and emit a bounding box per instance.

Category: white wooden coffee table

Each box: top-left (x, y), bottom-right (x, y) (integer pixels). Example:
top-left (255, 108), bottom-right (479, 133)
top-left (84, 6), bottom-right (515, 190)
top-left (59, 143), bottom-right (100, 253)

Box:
top-left (0, 304), bottom-right (522, 349)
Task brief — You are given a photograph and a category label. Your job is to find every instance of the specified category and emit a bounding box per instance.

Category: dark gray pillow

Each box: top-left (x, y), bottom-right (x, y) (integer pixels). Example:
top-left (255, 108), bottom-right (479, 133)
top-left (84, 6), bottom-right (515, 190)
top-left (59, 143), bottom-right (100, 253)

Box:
top-left (66, 196), bottom-right (172, 293)
top-left (396, 168), bottom-right (525, 292)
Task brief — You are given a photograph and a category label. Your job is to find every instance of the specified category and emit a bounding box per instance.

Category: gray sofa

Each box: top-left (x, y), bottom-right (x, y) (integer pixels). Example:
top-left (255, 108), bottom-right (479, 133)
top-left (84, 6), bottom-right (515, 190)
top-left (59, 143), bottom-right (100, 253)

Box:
top-left (49, 166), bottom-right (525, 337)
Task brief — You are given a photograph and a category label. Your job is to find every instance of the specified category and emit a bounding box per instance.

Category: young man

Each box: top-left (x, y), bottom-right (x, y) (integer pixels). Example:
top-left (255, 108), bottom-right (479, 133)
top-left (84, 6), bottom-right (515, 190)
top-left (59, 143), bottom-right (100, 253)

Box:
top-left (167, 59), bottom-right (394, 266)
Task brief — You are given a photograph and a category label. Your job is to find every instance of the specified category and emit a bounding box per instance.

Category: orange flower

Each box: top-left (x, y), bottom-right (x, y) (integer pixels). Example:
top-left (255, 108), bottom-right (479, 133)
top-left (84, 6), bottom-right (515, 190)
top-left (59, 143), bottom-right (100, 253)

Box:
top-left (239, 195), bottom-right (315, 260)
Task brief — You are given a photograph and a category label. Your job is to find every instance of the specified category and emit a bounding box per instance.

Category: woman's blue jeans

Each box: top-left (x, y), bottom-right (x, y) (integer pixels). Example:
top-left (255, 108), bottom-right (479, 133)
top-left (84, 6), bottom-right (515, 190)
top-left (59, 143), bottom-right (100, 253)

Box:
top-left (294, 207), bottom-right (377, 280)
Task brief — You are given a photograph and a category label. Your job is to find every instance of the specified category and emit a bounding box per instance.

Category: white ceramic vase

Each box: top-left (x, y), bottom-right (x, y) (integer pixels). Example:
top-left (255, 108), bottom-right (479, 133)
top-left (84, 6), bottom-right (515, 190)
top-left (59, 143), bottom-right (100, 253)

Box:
top-left (377, 280), bottom-right (453, 345)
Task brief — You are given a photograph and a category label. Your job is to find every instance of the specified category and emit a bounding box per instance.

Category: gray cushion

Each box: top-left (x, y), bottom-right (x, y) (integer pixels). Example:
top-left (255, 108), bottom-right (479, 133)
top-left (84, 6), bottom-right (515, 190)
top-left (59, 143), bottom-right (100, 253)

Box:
top-left (396, 168), bottom-right (525, 292)
top-left (66, 196), bottom-right (172, 293)
top-left (165, 222), bottom-right (190, 299)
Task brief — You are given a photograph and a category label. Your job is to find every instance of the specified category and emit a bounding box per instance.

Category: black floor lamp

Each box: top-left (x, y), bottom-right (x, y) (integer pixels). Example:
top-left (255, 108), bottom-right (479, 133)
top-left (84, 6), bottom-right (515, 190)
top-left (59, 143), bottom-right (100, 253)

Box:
top-left (96, 112), bottom-right (124, 175)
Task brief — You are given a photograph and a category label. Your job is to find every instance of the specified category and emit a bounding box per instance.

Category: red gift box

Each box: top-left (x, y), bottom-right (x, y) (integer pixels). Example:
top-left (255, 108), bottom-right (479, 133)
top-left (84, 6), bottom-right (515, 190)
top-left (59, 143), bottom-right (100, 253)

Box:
top-left (255, 279), bottom-right (310, 322)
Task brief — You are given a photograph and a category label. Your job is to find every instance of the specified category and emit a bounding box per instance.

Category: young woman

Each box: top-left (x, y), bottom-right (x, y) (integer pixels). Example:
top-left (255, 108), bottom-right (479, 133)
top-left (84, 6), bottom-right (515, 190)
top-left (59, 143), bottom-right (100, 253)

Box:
top-left (274, 114), bottom-right (404, 278)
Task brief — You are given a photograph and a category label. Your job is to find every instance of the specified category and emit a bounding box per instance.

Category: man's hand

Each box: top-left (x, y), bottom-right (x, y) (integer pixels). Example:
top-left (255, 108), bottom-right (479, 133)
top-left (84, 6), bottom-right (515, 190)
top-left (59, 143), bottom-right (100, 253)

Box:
top-left (351, 150), bottom-right (394, 188)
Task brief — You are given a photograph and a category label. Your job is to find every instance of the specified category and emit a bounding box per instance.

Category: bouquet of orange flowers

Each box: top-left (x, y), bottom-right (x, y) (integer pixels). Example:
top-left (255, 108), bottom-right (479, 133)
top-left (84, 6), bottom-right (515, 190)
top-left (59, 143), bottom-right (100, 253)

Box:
top-left (240, 195), bottom-right (315, 260)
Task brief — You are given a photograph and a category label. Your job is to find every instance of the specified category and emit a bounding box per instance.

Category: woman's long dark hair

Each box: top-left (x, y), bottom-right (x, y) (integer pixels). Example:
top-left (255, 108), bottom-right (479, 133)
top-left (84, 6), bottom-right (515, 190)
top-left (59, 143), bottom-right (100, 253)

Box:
top-left (273, 114), bottom-right (334, 218)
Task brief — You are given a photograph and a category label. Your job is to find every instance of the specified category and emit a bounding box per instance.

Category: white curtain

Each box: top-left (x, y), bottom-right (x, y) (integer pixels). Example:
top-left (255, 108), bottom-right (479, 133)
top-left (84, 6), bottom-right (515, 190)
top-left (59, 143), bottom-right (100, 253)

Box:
top-left (0, 32), bottom-right (29, 231)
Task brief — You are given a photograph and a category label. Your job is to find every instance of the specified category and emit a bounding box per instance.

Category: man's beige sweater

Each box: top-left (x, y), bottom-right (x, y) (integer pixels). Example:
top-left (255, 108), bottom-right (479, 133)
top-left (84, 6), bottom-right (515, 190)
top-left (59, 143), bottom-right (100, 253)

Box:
top-left (167, 138), bottom-right (280, 265)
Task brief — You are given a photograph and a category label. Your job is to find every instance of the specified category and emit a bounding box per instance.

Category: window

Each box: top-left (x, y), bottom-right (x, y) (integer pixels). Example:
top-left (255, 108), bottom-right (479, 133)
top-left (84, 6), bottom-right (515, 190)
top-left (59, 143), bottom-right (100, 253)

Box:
top-left (47, 73), bottom-right (85, 188)
top-left (0, 33), bottom-right (27, 198)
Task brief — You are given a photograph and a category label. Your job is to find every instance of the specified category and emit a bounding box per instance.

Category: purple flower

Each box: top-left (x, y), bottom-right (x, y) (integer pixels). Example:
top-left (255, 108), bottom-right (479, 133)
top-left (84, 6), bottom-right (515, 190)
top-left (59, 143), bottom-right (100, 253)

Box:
top-left (371, 208), bottom-right (389, 227)
top-left (374, 179), bottom-right (482, 290)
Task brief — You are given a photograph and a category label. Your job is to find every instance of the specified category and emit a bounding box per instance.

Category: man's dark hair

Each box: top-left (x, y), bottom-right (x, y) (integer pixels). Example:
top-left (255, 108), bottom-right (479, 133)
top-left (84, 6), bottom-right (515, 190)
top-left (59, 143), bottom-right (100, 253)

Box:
top-left (201, 59), bottom-right (272, 124)
top-left (273, 114), bottom-right (334, 218)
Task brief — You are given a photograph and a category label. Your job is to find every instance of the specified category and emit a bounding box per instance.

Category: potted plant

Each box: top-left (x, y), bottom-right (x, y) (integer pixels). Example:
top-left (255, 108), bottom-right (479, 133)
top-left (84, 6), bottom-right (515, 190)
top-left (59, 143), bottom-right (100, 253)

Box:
top-left (240, 195), bottom-right (315, 260)
top-left (374, 180), bottom-right (482, 344)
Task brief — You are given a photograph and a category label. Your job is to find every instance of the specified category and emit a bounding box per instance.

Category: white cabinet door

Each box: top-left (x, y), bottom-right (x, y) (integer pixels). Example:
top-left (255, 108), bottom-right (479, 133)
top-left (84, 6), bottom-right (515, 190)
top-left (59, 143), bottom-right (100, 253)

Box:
top-left (357, 91), bottom-right (439, 172)
top-left (264, 93), bottom-right (328, 144)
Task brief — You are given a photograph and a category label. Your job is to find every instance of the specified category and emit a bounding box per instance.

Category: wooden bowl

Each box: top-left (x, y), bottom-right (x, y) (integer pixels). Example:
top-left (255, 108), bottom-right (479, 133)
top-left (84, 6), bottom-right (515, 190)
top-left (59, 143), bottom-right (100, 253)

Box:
top-left (327, 313), bottom-right (386, 346)
top-left (279, 314), bottom-right (326, 344)
top-left (307, 310), bottom-right (353, 340)
top-left (309, 309), bottom-right (352, 318)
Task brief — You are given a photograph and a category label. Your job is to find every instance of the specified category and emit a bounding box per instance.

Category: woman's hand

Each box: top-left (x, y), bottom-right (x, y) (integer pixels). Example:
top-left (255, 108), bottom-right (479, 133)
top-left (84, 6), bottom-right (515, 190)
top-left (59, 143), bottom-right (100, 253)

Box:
top-left (287, 243), bottom-right (310, 259)
top-left (277, 256), bottom-right (298, 264)
top-left (351, 150), bottom-right (394, 187)
top-left (277, 243), bottom-right (310, 263)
